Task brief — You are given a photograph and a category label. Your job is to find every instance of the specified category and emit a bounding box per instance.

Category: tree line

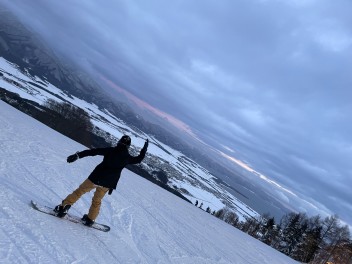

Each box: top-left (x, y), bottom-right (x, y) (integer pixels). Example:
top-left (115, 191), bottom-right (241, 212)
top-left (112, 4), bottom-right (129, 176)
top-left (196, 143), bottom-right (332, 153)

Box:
top-left (0, 89), bottom-right (109, 147)
top-left (42, 99), bottom-right (93, 145)
top-left (200, 201), bottom-right (352, 263)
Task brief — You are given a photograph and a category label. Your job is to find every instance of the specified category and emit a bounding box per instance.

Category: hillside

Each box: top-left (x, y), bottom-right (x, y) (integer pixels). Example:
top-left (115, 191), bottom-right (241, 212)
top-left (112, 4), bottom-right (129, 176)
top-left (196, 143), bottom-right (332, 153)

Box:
top-left (0, 100), bottom-right (299, 264)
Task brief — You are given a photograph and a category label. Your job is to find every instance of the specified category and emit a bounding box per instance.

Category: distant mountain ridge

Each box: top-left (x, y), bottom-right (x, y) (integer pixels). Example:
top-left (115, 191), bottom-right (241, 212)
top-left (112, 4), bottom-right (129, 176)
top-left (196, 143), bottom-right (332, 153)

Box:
top-left (0, 8), bottom-right (103, 103)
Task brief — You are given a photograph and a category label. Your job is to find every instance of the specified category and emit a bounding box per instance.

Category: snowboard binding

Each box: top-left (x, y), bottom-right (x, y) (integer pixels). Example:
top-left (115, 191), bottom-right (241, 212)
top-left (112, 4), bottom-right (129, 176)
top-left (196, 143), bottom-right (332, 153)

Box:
top-left (53, 204), bottom-right (71, 218)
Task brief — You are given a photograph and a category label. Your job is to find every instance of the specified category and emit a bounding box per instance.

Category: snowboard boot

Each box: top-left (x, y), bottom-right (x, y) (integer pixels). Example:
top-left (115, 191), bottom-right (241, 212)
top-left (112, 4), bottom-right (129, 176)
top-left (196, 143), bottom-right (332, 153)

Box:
top-left (82, 214), bottom-right (95, 227)
top-left (53, 204), bottom-right (71, 218)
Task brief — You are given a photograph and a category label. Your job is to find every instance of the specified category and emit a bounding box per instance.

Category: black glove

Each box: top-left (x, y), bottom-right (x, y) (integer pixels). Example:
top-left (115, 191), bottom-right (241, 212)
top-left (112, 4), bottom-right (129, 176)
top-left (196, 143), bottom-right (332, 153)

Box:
top-left (142, 139), bottom-right (149, 151)
top-left (67, 152), bottom-right (79, 163)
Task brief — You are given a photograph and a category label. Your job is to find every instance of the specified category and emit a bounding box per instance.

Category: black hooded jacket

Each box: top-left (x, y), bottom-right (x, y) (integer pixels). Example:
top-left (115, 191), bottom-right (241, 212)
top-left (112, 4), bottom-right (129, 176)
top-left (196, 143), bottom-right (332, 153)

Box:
top-left (77, 143), bottom-right (147, 189)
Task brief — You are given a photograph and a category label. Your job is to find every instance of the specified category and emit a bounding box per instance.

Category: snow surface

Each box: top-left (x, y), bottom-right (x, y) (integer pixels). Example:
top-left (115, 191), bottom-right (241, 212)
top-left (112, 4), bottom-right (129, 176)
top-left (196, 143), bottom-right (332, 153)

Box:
top-left (0, 101), bottom-right (299, 263)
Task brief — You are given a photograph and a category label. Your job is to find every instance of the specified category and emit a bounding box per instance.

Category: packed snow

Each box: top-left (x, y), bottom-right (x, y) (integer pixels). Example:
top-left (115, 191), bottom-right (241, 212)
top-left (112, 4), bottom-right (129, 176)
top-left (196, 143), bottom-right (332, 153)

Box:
top-left (0, 100), bottom-right (299, 263)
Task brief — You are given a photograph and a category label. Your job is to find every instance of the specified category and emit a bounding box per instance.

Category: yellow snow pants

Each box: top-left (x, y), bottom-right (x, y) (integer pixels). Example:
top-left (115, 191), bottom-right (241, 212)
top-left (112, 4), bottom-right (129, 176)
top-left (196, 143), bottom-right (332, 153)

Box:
top-left (62, 179), bottom-right (109, 221)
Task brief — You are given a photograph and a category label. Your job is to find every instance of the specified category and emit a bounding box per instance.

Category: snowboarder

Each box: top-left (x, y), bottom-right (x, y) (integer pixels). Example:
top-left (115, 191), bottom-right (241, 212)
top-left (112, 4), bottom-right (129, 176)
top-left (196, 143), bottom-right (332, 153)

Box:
top-left (54, 135), bottom-right (148, 226)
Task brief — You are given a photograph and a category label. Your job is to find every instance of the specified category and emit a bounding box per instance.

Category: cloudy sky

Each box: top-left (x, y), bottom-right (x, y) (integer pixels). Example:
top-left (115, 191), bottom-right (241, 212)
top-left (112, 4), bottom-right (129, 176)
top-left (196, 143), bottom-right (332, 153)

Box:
top-left (3, 0), bottom-right (352, 226)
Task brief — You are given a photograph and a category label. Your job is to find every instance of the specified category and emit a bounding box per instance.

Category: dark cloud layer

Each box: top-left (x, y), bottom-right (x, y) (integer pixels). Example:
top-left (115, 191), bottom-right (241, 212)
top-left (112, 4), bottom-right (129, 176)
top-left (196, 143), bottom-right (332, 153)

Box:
top-left (3, 0), bottom-right (352, 226)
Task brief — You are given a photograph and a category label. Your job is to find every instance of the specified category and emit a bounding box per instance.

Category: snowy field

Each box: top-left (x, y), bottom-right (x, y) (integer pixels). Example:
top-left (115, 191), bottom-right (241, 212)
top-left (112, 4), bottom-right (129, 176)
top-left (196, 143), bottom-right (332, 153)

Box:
top-left (0, 101), bottom-right (298, 263)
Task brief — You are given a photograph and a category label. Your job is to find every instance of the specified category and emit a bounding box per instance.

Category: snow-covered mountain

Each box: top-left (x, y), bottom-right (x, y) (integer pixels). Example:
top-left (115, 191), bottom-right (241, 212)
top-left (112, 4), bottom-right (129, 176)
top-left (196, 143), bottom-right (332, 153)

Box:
top-left (0, 57), bottom-right (259, 221)
top-left (0, 7), bottom-right (105, 104)
top-left (0, 99), bottom-right (298, 264)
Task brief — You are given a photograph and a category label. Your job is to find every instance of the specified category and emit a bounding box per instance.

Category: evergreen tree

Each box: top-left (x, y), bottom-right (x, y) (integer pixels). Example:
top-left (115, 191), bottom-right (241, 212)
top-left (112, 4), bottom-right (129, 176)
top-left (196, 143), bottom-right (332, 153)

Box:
top-left (275, 212), bottom-right (308, 257)
top-left (291, 215), bottom-right (322, 262)
top-left (260, 215), bottom-right (276, 245)
top-left (215, 208), bottom-right (225, 219)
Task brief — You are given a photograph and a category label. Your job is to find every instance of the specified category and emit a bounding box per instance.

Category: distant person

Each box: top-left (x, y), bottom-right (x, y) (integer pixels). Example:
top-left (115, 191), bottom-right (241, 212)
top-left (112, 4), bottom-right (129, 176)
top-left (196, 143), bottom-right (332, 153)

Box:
top-left (54, 135), bottom-right (148, 226)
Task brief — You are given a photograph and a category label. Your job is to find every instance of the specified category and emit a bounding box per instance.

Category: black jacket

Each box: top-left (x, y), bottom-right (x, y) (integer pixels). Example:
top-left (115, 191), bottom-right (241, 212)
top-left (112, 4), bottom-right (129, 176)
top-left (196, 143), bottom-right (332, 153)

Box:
top-left (77, 143), bottom-right (147, 189)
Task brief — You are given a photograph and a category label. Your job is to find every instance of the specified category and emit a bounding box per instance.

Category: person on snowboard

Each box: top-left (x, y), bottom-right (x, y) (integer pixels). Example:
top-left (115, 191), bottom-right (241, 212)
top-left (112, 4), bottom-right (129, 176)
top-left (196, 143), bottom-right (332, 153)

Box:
top-left (54, 135), bottom-right (148, 226)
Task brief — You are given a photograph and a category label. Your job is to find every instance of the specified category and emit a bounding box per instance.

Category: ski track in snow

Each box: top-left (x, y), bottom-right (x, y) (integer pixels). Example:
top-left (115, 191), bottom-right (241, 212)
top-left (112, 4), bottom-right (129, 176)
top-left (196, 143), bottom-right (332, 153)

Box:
top-left (0, 100), bottom-right (298, 263)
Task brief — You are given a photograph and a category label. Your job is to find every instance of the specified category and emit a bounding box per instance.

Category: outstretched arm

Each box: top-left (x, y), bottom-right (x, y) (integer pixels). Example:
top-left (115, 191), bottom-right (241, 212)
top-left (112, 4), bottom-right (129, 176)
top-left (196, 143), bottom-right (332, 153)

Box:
top-left (66, 148), bottom-right (110, 163)
top-left (129, 139), bottom-right (148, 164)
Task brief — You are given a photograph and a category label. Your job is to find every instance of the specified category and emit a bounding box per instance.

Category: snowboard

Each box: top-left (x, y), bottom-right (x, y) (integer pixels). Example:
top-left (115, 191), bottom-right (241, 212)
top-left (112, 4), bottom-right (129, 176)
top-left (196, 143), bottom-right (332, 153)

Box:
top-left (30, 200), bottom-right (110, 232)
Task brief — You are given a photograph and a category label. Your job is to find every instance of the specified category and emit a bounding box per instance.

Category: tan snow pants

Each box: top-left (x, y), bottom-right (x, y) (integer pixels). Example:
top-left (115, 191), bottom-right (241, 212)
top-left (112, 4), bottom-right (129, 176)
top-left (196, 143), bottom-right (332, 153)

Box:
top-left (62, 179), bottom-right (109, 221)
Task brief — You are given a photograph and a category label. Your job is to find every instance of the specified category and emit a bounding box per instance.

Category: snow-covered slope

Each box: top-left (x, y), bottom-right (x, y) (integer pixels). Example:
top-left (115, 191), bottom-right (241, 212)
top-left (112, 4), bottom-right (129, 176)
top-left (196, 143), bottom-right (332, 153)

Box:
top-left (0, 100), bottom-right (298, 263)
top-left (0, 56), bottom-right (259, 221)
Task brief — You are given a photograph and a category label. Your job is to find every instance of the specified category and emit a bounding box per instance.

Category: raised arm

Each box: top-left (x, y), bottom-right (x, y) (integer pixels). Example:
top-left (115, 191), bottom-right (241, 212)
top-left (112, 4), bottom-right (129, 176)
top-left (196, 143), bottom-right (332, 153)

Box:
top-left (129, 139), bottom-right (148, 164)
